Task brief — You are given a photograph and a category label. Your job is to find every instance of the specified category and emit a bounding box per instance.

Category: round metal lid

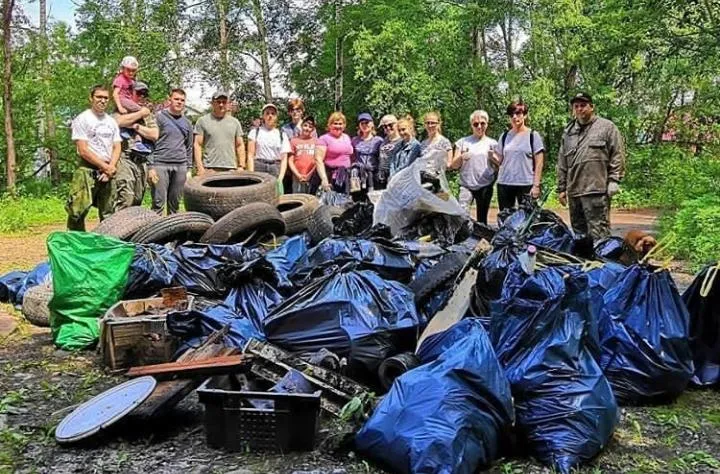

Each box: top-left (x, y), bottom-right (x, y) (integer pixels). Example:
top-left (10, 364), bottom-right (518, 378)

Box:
top-left (55, 376), bottom-right (157, 444)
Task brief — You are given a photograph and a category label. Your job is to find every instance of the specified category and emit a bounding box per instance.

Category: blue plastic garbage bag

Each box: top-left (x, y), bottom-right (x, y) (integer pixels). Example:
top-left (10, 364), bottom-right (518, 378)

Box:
top-left (168, 304), bottom-right (265, 351)
top-left (416, 318), bottom-right (484, 364)
top-left (223, 279), bottom-right (283, 334)
top-left (125, 244), bottom-right (179, 298)
top-left (491, 263), bottom-right (619, 474)
top-left (264, 268), bottom-right (422, 374)
top-left (15, 262), bottom-right (52, 306)
top-left (599, 264), bottom-right (694, 402)
top-left (683, 263), bottom-right (720, 386)
top-left (476, 244), bottom-right (520, 303)
top-left (584, 261), bottom-right (626, 351)
top-left (172, 243), bottom-right (263, 296)
top-left (0, 271), bottom-right (28, 303)
top-left (291, 238), bottom-right (415, 284)
top-left (355, 321), bottom-right (514, 474)
top-left (264, 235), bottom-right (308, 289)
top-left (594, 236), bottom-right (625, 261)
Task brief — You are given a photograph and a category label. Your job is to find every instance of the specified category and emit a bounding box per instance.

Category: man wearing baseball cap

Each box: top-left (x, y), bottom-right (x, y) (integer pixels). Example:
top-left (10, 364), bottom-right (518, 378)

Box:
top-left (556, 92), bottom-right (625, 240)
top-left (193, 90), bottom-right (246, 175)
top-left (112, 80), bottom-right (158, 210)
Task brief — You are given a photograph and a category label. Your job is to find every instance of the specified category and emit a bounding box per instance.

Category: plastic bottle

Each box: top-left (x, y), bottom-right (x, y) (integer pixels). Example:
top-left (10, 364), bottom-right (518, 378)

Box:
top-left (518, 245), bottom-right (537, 274)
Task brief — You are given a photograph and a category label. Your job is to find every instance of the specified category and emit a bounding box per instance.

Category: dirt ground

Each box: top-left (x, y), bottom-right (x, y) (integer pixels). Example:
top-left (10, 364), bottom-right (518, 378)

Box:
top-left (1, 214), bottom-right (718, 474)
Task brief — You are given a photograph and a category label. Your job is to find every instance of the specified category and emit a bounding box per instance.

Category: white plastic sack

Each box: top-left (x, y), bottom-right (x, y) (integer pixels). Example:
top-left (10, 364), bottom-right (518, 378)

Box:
top-left (373, 150), bottom-right (467, 234)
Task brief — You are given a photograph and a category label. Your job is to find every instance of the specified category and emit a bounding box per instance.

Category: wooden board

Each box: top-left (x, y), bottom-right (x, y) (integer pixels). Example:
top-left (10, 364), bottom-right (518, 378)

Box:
top-left (126, 355), bottom-right (248, 378)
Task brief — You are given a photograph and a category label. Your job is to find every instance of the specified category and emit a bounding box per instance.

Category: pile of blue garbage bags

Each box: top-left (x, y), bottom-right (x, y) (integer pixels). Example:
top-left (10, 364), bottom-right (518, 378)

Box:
top-left (2, 197), bottom-right (718, 474)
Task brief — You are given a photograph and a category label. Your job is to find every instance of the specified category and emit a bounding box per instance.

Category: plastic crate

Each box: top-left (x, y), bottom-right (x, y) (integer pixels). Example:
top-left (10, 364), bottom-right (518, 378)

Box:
top-left (197, 374), bottom-right (321, 452)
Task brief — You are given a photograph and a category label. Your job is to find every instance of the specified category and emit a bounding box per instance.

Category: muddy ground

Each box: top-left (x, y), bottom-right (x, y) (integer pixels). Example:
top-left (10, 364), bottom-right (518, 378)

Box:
top-left (1, 217), bottom-right (718, 474)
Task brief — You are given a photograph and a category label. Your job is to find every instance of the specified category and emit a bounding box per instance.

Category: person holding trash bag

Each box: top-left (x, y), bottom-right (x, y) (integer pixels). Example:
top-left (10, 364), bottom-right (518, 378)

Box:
top-left (315, 112), bottom-right (353, 194)
top-left (389, 115), bottom-right (422, 178)
top-left (556, 92), bottom-right (625, 240)
top-left (492, 99), bottom-right (545, 211)
top-left (448, 110), bottom-right (498, 225)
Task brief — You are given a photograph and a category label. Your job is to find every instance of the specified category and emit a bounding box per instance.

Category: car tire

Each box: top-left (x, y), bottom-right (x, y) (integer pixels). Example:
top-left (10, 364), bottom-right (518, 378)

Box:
top-left (277, 194), bottom-right (319, 235)
top-left (183, 171), bottom-right (277, 220)
top-left (200, 202), bottom-right (286, 245)
top-left (130, 212), bottom-right (215, 245)
top-left (93, 206), bottom-right (161, 241)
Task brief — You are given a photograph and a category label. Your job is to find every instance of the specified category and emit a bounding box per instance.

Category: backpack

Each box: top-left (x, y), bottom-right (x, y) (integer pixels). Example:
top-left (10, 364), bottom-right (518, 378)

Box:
top-left (253, 127), bottom-right (285, 146)
top-left (500, 128), bottom-right (536, 159)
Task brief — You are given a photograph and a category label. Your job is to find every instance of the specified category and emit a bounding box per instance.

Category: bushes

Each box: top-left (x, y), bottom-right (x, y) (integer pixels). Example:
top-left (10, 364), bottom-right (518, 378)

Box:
top-left (661, 195), bottom-right (720, 268)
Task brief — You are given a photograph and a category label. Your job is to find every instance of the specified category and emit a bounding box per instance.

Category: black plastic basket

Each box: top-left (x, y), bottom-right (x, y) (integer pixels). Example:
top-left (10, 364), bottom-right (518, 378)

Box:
top-left (197, 375), bottom-right (321, 452)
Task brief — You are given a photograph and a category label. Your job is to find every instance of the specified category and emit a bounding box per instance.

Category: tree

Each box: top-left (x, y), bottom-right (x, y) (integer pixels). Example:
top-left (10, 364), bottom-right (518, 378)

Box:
top-left (39, 0), bottom-right (60, 184)
top-left (2, 0), bottom-right (16, 192)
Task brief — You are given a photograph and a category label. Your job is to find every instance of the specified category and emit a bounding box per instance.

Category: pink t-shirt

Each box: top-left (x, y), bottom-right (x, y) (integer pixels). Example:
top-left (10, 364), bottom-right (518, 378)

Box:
top-left (317, 133), bottom-right (352, 168)
top-left (112, 73), bottom-right (135, 101)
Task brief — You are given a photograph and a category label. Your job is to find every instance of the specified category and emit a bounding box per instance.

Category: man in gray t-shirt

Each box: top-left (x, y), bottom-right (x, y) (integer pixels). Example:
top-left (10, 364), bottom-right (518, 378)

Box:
top-left (193, 90), bottom-right (245, 174)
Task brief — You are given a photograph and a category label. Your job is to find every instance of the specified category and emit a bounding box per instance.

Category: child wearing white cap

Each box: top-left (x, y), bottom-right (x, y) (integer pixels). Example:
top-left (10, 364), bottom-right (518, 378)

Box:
top-left (112, 56), bottom-right (141, 114)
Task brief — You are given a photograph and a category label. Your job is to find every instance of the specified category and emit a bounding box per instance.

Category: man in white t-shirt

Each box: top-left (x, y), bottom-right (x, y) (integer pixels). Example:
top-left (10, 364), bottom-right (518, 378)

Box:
top-left (66, 85), bottom-right (121, 231)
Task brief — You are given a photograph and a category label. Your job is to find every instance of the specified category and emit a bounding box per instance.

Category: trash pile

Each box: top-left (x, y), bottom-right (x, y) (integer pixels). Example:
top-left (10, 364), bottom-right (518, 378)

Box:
top-left (0, 165), bottom-right (713, 473)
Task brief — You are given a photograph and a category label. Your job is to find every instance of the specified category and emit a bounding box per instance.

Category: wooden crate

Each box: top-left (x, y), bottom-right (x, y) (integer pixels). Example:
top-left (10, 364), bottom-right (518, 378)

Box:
top-left (100, 288), bottom-right (192, 372)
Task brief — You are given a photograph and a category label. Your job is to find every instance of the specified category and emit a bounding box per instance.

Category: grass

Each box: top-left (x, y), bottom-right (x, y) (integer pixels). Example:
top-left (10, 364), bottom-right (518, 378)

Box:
top-left (0, 196), bottom-right (71, 234)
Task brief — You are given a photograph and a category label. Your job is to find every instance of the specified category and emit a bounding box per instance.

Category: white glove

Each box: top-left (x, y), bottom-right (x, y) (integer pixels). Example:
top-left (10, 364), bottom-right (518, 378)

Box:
top-left (607, 181), bottom-right (620, 197)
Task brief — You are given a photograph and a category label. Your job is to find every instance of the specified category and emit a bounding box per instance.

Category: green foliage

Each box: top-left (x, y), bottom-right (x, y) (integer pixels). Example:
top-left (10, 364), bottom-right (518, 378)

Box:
top-left (660, 195), bottom-right (720, 268)
top-left (0, 195), bottom-right (69, 233)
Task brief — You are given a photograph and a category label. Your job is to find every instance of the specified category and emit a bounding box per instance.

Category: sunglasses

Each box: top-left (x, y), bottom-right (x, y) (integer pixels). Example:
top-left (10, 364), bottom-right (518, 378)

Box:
top-left (383, 123), bottom-right (396, 128)
top-left (472, 121), bottom-right (487, 127)
top-left (510, 110), bottom-right (526, 117)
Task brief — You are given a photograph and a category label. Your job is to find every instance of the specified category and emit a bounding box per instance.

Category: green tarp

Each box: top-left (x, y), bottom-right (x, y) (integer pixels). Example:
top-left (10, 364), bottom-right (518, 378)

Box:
top-left (48, 232), bottom-right (135, 350)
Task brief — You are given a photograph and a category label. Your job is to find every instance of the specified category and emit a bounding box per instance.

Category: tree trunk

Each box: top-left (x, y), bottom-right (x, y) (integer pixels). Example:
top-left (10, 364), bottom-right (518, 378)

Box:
top-left (216, 0), bottom-right (229, 90)
top-left (3, 0), bottom-right (16, 192)
top-left (333, 0), bottom-right (343, 111)
top-left (502, 13), bottom-right (514, 71)
top-left (40, 0), bottom-right (59, 184)
top-left (250, 0), bottom-right (272, 102)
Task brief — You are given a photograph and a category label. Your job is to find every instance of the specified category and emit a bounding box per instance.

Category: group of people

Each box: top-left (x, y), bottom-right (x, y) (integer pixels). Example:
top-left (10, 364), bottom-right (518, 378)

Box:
top-left (67, 56), bottom-right (625, 242)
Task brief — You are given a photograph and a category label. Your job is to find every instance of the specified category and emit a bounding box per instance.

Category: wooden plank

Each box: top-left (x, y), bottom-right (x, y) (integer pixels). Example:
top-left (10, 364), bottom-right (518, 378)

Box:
top-left (126, 355), bottom-right (248, 378)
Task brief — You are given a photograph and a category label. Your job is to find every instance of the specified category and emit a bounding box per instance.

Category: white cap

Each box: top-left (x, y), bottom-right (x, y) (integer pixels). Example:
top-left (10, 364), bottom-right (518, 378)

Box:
top-left (121, 56), bottom-right (139, 69)
top-left (379, 114), bottom-right (398, 126)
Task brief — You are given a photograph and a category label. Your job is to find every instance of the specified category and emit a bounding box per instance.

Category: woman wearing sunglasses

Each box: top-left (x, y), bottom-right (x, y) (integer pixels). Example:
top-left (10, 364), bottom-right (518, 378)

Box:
top-left (420, 111), bottom-right (452, 175)
top-left (493, 100), bottom-right (545, 210)
top-left (376, 114), bottom-right (402, 189)
top-left (448, 110), bottom-right (497, 225)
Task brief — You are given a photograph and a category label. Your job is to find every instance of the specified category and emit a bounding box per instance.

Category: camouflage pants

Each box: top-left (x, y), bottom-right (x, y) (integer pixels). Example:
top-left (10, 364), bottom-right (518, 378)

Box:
top-left (568, 194), bottom-right (611, 241)
top-left (115, 156), bottom-right (147, 211)
top-left (65, 167), bottom-right (116, 231)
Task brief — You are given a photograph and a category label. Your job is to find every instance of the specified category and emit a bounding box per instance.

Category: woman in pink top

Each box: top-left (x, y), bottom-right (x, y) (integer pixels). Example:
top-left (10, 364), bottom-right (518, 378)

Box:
top-left (315, 111), bottom-right (353, 193)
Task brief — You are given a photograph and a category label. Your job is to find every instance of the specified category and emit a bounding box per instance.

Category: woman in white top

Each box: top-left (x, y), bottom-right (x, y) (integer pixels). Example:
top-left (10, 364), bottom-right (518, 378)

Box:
top-left (247, 103), bottom-right (291, 185)
top-left (448, 110), bottom-right (497, 225)
top-left (420, 111), bottom-right (452, 176)
top-left (493, 99), bottom-right (545, 211)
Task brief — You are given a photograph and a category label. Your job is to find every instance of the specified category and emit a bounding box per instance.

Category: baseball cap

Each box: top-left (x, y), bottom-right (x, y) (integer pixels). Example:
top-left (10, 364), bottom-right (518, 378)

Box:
top-left (379, 114), bottom-right (398, 126)
top-left (121, 56), bottom-right (139, 69)
top-left (570, 92), bottom-right (593, 105)
top-left (134, 81), bottom-right (149, 93)
top-left (357, 112), bottom-right (373, 122)
top-left (212, 90), bottom-right (229, 100)
top-left (262, 103), bottom-right (278, 113)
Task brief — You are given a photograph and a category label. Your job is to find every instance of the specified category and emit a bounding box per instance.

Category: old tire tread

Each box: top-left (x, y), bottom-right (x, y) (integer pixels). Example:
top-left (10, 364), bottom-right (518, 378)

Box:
top-left (131, 212), bottom-right (214, 244)
top-left (200, 202), bottom-right (286, 244)
top-left (277, 194), bottom-right (319, 235)
top-left (93, 206), bottom-right (161, 240)
top-left (409, 252), bottom-right (467, 306)
top-left (22, 282), bottom-right (53, 327)
top-left (307, 205), bottom-right (344, 244)
top-left (184, 172), bottom-right (277, 220)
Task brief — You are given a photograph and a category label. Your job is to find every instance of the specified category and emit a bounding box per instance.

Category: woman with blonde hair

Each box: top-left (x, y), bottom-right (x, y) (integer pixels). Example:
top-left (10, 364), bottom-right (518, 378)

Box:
top-left (448, 110), bottom-right (498, 225)
top-left (420, 111), bottom-right (453, 171)
top-left (315, 111), bottom-right (353, 193)
top-left (389, 115), bottom-right (422, 177)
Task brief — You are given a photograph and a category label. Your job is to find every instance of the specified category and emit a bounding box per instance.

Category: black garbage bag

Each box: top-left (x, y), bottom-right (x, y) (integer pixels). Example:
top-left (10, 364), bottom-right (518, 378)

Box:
top-left (333, 202), bottom-right (375, 237)
top-left (264, 268), bottom-right (423, 375)
top-left (398, 213), bottom-right (472, 247)
top-left (476, 244), bottom-right (521, 304)
top-left (172, 243), bottom-right (264, 296)
top-left (496, 203), bottom-right (575, 253)
top-left (291, 238), bottom-right (415, 284)
top-left (599, 264), bottom-right (694, 403)
top-left (684, 263), bottom-right (720, 386)
top-left (491, 263), bottom-right (619, 474)
top-left (355, 319), bottom-right (514, 474)
top-left (125, 244), bottom-right (179, 298)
